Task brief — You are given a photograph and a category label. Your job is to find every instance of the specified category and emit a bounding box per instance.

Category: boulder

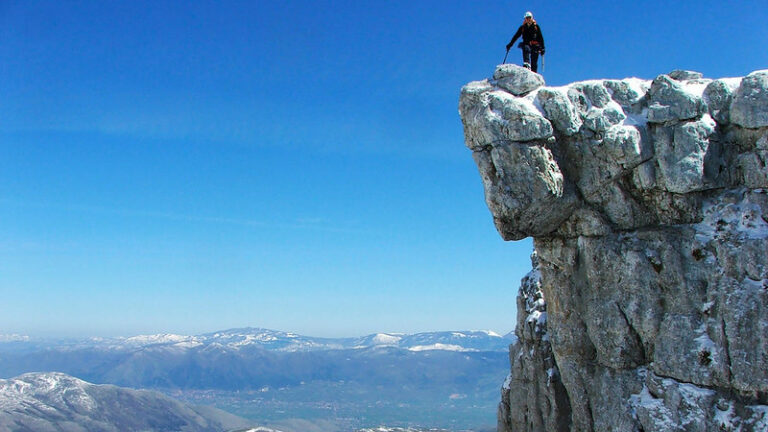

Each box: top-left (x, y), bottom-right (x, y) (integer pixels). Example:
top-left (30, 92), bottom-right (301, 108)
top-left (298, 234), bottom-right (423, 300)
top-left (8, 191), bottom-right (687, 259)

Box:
top-left (536, 88), bottom-right (582, 136)
top-left (605, 79), bottom-right (649, 109)
top-left (472, 142), bottom-right (577, 240)
top-left (704, 78), bottom-right (741, 124)
top-left (459, 86), bottom-right (553, 150)
top-left (647, 74), bottom-right (706, 123)
top-left (668, 70), bottom-right (704, 81)
top-left (654, 117), bottom-right (716, 193)
top-left (730, 70), bottom-right (768, 128)
top-left (493, 64), bottom-right (546, 96)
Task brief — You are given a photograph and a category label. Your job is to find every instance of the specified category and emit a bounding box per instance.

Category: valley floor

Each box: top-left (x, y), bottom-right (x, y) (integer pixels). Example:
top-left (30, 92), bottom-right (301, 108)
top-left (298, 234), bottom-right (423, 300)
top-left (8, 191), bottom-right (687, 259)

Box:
top-left (166, 381), bottom-right (498, 432)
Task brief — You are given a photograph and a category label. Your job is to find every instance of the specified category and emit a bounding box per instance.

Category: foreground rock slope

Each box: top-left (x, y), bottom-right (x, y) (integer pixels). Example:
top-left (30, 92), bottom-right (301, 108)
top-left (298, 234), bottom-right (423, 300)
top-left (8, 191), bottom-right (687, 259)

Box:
top-left (460, 65), bottom-right (768, 431)
top-left (0, 372), bottom-right (252, 432)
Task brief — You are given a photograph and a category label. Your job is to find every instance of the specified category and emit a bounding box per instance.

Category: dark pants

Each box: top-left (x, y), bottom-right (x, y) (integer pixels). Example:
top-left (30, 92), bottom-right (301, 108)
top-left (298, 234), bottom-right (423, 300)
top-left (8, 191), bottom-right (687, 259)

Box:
top-left (522, 44), bottom-right (540, 73)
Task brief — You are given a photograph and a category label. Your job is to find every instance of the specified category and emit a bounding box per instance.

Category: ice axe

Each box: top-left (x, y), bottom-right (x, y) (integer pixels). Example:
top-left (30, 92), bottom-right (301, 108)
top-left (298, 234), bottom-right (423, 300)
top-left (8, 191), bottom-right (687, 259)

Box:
top-left (502, 48), bottom-right (509, 64)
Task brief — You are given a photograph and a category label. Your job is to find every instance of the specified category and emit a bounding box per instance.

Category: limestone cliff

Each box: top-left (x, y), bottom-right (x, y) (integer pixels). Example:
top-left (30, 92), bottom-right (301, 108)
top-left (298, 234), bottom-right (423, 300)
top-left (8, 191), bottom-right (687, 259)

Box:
top-left (459, 65), bottom-right (768, 431)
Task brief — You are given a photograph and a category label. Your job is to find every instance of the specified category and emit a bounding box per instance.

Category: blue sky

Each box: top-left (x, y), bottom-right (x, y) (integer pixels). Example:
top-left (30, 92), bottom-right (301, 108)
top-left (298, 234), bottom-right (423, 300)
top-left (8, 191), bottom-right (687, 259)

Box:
top-left (1, 0), bottom-right (766, 338)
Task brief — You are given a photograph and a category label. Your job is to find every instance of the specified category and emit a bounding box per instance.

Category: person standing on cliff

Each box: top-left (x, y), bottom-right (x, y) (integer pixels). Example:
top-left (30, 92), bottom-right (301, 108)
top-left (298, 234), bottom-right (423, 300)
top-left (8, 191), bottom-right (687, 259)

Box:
top-left (506, 11), bottom-right (545, 73)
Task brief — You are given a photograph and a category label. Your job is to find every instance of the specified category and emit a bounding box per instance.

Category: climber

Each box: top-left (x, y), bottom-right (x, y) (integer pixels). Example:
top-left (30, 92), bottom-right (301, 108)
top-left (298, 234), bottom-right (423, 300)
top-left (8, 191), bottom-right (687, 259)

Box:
top-left (505, 11), bottom-right (545, 73)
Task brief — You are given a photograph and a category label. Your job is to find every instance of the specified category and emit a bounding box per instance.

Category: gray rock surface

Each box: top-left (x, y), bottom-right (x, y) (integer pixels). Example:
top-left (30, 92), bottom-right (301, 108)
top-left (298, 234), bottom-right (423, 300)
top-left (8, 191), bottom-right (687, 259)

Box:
top-left (647, 74), bottom-right (707, 123)
top-left (471, 142), bottom-right (577, 240)
top-left (730, 70), bottom-right (768, 128)
top-left (494, 64), bottom-right (546, 96)
top-left (653, 117), bottom-right (716, 193)
top-left (536, 88), bottom-right (582, 136)
top-left (704, 78), bottom-right (741, 124)
top-left (459, 84), bottom-right (553, 148)
top-left (499, 253), bottom-right (570, 432)
top-left (459, 67), bottom-right (768, 432)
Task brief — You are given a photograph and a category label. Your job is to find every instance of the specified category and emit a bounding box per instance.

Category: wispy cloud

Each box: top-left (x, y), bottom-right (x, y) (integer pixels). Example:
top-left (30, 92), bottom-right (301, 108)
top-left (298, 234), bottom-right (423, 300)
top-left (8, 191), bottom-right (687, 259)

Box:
top-left (0, 198), bottom-right (366, 234)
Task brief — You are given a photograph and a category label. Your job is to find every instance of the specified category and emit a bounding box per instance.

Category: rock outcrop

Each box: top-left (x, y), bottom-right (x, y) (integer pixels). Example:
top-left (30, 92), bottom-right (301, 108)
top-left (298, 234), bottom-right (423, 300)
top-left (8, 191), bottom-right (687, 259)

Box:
top-left (460, 65), bottom-right (768, 431)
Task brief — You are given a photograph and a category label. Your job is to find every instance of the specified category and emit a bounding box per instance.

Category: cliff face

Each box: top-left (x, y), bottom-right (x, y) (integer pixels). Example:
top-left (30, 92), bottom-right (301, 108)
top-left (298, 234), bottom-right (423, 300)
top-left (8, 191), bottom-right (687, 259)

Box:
top-left (459, 66), bottom-right (768, 432)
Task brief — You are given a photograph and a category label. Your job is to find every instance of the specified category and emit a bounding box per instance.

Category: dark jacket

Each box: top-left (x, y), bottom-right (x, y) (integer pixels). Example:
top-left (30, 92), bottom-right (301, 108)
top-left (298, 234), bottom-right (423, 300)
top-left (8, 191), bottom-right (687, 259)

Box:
top-left (508, 22), bottom-right (545, 49)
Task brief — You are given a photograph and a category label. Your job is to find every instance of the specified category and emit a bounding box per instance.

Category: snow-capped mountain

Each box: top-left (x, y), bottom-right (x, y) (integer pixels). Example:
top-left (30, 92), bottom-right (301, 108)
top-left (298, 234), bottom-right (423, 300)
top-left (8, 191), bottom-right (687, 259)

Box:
top-left (55, 328), bottom-right (515, 353)
top-left (0, 328), bottom-right (514, 354)
top-left (0, 334), bottom-right (29, 342)
top-left (197, 328), bottom-right (516, 352)
top-left (0, 372), bottom-right (252, 432)
top-left (198, 328), bottom-right (349, 352)
top-left (395, 330), bottom-right (513, 352)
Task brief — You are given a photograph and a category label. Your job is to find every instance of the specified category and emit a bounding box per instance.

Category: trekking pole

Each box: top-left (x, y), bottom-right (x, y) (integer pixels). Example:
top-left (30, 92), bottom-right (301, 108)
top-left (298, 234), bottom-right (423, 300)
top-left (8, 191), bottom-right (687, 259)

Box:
top-left (541, 53), bottom-right (545, 72)
top-left (502, 48), bottom-right (509, 65)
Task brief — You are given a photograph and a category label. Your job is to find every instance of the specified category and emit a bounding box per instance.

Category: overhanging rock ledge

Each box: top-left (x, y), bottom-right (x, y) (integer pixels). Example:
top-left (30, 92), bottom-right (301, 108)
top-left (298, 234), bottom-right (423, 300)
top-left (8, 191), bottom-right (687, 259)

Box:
top-left (460, 64), bottom-right (768, 432)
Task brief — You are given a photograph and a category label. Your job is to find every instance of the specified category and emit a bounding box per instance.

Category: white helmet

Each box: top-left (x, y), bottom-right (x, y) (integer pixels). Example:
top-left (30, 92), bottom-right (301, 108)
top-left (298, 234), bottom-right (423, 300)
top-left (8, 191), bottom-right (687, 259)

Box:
top-left (524, 11), bottom-right (533, 19)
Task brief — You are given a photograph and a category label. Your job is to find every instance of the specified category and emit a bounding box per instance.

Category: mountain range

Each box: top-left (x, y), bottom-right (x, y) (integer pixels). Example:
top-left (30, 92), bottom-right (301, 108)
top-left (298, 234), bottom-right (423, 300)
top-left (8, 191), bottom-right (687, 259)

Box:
top-left (0, 328), bottom-right (513, 431)
top-left (0, 328), bottom-right (513, 354)
top-left (0, 328), bottom-right (513, 390)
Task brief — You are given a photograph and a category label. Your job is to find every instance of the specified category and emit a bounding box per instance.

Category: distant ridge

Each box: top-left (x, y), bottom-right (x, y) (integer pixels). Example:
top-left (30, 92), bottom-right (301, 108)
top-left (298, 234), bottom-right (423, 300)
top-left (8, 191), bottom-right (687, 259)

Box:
top-left (1, 328), bottom-right (515, 353)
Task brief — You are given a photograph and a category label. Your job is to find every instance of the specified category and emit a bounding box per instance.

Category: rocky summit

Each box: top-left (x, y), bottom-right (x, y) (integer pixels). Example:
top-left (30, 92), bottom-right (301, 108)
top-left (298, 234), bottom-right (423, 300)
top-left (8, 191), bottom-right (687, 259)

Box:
top-left (460, 65), bottom-right (768, 432)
